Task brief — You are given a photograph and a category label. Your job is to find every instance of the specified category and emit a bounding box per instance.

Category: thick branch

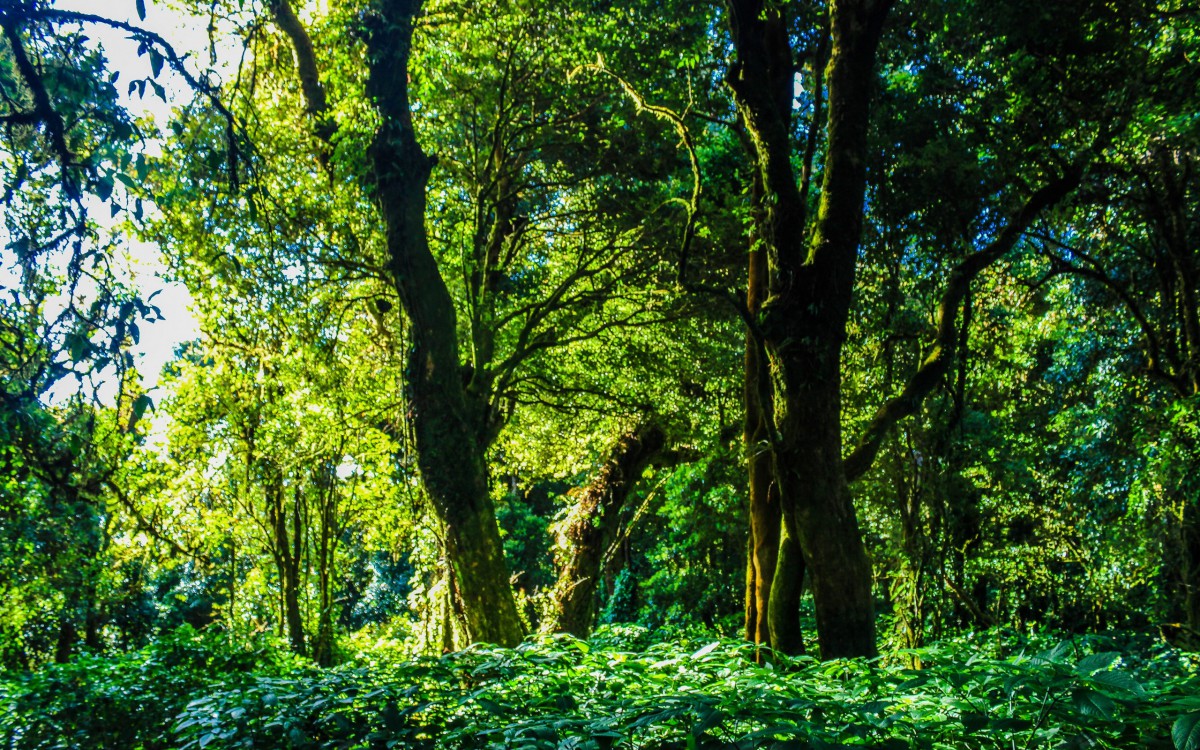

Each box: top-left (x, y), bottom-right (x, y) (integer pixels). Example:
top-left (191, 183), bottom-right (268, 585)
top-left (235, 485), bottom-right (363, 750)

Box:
top-left (552, 420), bottom-right (666, 637)
top-left (268, 0), bottom-right (336, 144)
top-left (2, 19), bottom-right (75, 182)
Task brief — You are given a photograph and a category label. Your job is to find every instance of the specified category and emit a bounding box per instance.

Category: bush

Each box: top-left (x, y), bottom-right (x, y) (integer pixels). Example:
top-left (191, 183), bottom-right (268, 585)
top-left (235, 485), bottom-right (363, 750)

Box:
top-left (0, 625), bottom-right (302, 749)
top-left (168, 627), bottom-right (1200, 750)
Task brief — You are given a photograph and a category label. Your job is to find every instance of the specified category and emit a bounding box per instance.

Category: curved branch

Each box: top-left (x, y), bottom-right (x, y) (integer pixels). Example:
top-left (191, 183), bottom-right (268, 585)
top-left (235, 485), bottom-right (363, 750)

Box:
top-left (37, 7), bottom-right (241, 187)
top-left (571, 58), bottom-right (702, 285)
top-left (1037, 238), bottom-right (1184, 397)
top-left (843, 164), bottom-right (1085, 483)
top-left (2, 18), bottom-right (76, 187)
top-left (105, 479), bottom-right (209, 564)
top-left (267, 0), bottom-right (336, 145)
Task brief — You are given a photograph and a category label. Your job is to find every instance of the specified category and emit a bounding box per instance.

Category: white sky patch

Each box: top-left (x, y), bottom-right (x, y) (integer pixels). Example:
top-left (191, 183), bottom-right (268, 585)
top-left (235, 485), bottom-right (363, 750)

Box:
top-left (48, 0), bottom-right (225, 399)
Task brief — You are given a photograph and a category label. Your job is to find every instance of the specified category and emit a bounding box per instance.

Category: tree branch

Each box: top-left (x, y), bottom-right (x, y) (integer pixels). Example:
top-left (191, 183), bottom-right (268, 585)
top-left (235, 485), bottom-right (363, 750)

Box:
top-left (37, 7), bottom-right (241, 188)
top-left (2, 18), bottom-right (76, 188)
top-left (843, 164), bottom-right (1085, 482)
top-left (267, 0), bottom-right (336, 144)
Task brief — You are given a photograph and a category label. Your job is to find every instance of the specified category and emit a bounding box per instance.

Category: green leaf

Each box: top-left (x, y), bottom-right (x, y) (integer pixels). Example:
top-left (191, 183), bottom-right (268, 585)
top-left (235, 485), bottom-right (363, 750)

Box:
top-left (1090, 670), bottom-right (1145, 697)
top-left (993, 718), bottom-right (1034, 731)
top-left (1076, 652), bottom-right (1120, 674)
top-left (66, 331), bottom-right (90, 362)
top-left (691, 642), bottom-right (720, 659)
top-left (960, 713), bottom-right (988, 733)
top-left (96, 173), bottom-right (114, 201)
top-left (1072, 688), bottom-right (1116, 720)
top-left (1175, 712), bottom-right (1200, 750)
top-left (692, 707), bottom-right (725, 735)
top-left (476, 698), bottom-right (505, 715)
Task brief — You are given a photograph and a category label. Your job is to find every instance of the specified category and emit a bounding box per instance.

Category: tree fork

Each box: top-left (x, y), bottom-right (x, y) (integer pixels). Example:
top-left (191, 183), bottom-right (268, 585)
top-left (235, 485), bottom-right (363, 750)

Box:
top-left (727, 0), bottom-right (893, 659)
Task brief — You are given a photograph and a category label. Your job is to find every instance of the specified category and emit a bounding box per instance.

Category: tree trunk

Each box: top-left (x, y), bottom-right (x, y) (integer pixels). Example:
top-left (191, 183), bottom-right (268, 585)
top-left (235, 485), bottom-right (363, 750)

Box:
top-left (891, 483), bottom-right (927, 666)
top-left (767, 521), bottom-right (804, 654)
top-left (54, 618), bottom-right (76, 664)
top-left (268, 474), bottom-right (306, 656)
top-left (774, 373), bottom-right (877, 659)
top-left (312, 467), bottom-right (338, 667)
top-left (744, 224), bottom-right (790, 652)
top-left (365, 0), bottom-right (523, 647)
top-left (553, 422), bottom-right (666, 638)
top-left (727, 0), bottom-right (891, 659)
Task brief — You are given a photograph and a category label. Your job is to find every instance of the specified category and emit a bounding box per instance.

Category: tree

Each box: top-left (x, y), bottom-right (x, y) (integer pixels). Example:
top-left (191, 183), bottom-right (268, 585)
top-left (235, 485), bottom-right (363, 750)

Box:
top-left (1040, 106), bottom-right (1200, 643)
top-left (726, 0), bottom-right (1153, 657)
top-left (1, 0), bottom-right (164, 665)
top-left (240, 0), bottom-right (705, 646)
top-left (550, 420), bottom-right (666, 637)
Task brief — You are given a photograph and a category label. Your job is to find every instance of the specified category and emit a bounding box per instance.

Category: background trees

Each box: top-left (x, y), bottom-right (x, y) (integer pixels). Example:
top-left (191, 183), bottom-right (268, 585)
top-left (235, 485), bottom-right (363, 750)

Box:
top-left (2, 0), bottom-right (1200, 672)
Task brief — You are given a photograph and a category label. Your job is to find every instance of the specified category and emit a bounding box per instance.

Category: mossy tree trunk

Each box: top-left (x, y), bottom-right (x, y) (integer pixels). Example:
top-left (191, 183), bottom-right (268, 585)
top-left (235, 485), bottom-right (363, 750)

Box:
top-left (553, 422), bottom-right (666, 638)
top-left (744, 203), bottom-right (799, 654)
top-left (727, 0), bottom-right (891, 659)
top-left (266, 467), bottom-right (306, 656)
top-left (364, 0), bottom-right (523, 648)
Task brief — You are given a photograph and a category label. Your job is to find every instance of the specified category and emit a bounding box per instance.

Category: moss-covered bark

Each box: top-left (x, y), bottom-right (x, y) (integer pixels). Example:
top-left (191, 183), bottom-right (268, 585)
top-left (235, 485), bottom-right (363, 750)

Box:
top-left (727, 0), bottom-right (891, 659)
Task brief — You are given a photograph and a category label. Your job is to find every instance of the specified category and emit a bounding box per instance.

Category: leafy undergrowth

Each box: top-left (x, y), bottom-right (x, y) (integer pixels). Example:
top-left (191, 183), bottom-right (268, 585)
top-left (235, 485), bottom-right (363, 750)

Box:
top-left (3, 626), bottom-right (1199, 750)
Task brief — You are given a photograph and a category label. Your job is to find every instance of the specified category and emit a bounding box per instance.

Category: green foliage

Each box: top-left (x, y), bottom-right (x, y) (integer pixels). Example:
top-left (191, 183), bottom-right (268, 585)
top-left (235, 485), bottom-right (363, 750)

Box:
top-left (5, 627), bottom-right (1199, 750)
top-left (599, 452), bottom-right (746, 635)
top-left (0, 625), bottom-right (302, 750)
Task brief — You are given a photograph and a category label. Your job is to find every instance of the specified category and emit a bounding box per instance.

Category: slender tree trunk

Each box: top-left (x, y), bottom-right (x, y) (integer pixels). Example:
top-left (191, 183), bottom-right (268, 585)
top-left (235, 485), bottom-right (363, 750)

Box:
top-left (312, 479), bottom-right (336, 667)
top-left (365, 0), bottom-right (523, 647)
top-left (553, 422), bottom-right (666, 638)
top-left (268, 475), bottom-right (306, 656)
top-left (744, 224), bottom-right (792, 652)
top-left (891, 483), bottom-right (927, 666)
top-left (743, 534), bottom-right (755, 639)
top-left (53, 618), bottom-right (76, 664)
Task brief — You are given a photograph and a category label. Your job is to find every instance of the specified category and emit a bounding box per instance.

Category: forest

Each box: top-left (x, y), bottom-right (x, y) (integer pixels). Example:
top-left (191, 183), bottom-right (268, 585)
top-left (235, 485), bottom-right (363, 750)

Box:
top-left (2, 0), bottom-right (1200, 747)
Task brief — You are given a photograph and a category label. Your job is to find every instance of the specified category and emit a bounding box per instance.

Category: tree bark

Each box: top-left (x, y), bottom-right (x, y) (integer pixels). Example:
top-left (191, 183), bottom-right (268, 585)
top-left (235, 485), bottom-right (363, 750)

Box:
top-left (311, 462), bottom-right (338, 667)
top-left (552, 422), bottom-right (666, 638)
top-left (767, 522), bottom-right (805, 654)
top-left (744, 225), bottom-right (786, 651)
top-left (365, 0), bottom-right (523, 647)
